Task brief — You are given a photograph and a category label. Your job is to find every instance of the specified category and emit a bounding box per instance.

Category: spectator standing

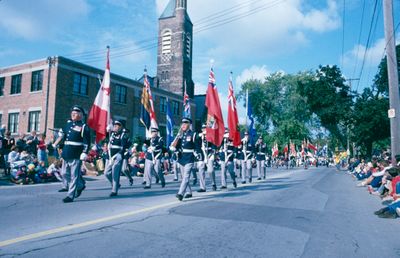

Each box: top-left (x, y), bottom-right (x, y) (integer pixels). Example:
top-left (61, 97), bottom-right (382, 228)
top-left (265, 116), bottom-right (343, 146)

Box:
top-left (37, 134), bottom-right (48, 165)
top-left (26, 130), bottom-right (39, 156)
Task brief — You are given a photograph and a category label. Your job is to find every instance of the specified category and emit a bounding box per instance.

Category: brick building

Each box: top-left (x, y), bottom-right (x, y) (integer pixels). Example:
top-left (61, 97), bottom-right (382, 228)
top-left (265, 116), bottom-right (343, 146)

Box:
top-left (0, 56), bottom-right (190, 141)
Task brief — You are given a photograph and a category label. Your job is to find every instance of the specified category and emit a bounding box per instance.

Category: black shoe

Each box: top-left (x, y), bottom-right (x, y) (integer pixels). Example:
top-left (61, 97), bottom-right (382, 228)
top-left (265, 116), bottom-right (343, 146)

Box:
top-left (109, 192), bottom-right (117, 197)
top-left (62, 197), bottom-right (73, 203)
top-left (212, 185), bottom-right (217, 191)
top-left (263, 176), bottom-right (266, 179)
top-left (257, 178), bottom-right (262, 180)
top-left (173, 179), bottom-right (178, 181)
top-left (193, 179), bottom-right (197, 186)
top-left (249, 178), bottom-right (252, 183)
top-left (197, 189), bottom-right (206, 193)
top-left (176, 194), bottom-right (183, 201)
top-left (220, 186), bottom-right (227, 189)
top-left (233, 181), bottom-right (237, 188)
top-left (142, 181), bottom-right (146, 185)
top-left (378, 211), bottom-right (398, 219)
top-left (129, 179), bottom-right (134, 186)
top-left (161, 182), bottom-right (166, 188)
top-left (374, 208), bottom-right (389, 215)
top-left (58, 188), bottom-right (68, 192)
top-left (76, 185), bottom-right (86, 198)
top-left (156, 179), bottom-right (160, 184)
top-left (241, 181), bottom-right (246, 184)
top-left (144, 186), bottom-right (151, 189)
top-left (184, 194), bottom-right (193, 199)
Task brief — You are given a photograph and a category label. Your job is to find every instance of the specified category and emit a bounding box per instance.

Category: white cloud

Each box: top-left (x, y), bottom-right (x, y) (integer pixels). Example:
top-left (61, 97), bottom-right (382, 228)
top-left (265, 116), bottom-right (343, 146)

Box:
top-left (235, 65), bottom-right (270, 87)
top-left (187, 0), bottom-right (341, 59)
top-left (0, 0), bottom-right (90, 40)
top-left (342, 37), bottom-right (400, 73)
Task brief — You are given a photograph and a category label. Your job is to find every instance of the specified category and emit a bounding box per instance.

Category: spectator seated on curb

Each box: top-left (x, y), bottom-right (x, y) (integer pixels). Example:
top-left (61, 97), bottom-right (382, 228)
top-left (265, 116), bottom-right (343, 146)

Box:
top-left (357, 160), bottom-right (390, 187)
top-left (10, 164), bottom-right (31, 184)
top-left (47, 159), bottom-right (63, 182)
top-left (373, 167), bottom-right (400, 219)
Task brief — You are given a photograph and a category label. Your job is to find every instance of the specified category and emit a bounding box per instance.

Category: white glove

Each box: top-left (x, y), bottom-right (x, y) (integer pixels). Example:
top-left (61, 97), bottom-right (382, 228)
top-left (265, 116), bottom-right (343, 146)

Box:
top-left (80, 153), bottom-right (88, 161)
top-left (169, 146), bottom-right (176, 152)
top-left (52, 144), bottom-right (57, 149)
top-left (147, 146), bottom-right (153, 153)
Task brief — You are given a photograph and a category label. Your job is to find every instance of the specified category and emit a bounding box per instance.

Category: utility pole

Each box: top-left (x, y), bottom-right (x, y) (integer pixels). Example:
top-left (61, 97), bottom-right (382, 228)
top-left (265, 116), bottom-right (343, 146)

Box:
top-left (383, 0), bottom-right (400, 165)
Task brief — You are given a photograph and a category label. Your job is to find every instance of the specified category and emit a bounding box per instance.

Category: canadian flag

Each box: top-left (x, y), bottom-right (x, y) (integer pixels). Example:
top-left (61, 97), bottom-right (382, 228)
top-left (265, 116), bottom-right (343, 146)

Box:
top-left (88, 47), bottom-right (112, 143)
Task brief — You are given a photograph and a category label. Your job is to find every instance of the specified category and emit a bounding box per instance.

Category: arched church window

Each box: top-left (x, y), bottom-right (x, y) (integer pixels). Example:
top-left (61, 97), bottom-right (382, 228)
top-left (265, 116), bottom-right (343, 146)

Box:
top-left (162, 29), bottom-right (172, 55)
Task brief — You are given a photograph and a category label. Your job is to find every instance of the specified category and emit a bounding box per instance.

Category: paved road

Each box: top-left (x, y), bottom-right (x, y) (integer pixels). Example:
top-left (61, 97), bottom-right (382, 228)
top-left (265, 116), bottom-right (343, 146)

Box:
top-left (0, 167), bottom-right (399, 258)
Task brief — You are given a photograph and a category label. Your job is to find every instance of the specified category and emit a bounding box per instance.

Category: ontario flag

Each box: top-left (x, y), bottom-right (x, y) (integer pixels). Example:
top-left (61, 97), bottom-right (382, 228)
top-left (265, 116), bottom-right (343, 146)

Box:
top-left (227, 73), bottom-right (241, 146)
top-left (140, 69), bottom-right (158, 138)
top-left (88, 47), bottom-right (112, 143)
top-left (205, 68), bottom-right (225, 146)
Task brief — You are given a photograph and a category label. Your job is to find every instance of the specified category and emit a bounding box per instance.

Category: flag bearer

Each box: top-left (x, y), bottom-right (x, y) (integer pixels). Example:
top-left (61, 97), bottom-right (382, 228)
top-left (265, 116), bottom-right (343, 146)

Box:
top-left (105, 120), bottom-right (129, 196)
top-left (255, 136), bottom-right (267, 180)
top-left (144, 127), bottom-right (165, 189)
top-left (219, 130), bottom-right (237, 189)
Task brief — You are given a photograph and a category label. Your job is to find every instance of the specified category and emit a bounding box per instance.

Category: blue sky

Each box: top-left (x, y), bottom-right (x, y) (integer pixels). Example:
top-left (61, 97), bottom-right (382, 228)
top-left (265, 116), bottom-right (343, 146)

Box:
top-left (1, 0), bottom-right (399, 123)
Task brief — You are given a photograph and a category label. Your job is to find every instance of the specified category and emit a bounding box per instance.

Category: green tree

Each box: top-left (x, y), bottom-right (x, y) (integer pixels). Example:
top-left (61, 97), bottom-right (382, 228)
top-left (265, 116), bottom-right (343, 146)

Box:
top-left (239, 72), bottom-right (311, 147)
top-left (351, 88), bottom-right (390, 157)
top-left (297, 65), bottom-right (353, 147)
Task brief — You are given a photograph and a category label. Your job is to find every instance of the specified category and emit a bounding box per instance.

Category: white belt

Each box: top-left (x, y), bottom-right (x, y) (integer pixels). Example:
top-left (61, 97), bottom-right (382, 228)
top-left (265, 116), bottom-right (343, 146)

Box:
top-left (245, 151), bottom-right (252, 153)
top-left (110, 145), bottom-right (123, 149)
top-left (64, 141), bottom-right (84, 146)
top-left (182, 149), bottom-right (194, 153)
top-left (258, 152), bottom-right (265, 155)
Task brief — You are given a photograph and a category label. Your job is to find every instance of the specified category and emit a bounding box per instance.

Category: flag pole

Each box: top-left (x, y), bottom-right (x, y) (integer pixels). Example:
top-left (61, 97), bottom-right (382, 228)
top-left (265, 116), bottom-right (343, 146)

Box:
top-left (245, 88), bottom-right (248, 133)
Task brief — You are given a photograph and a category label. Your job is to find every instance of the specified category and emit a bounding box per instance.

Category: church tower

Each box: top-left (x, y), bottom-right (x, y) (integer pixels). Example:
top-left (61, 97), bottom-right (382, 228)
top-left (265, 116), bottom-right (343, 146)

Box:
top-left (157, 0), bottom-right (194, 98)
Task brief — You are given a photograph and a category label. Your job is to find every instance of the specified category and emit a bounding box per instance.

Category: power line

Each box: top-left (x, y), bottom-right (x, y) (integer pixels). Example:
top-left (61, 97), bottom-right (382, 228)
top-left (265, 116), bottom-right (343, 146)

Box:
top-left (341, 0), bottom-right (346, 73)
top-left (351, 0), bottom-right (366, 79)
top-left (355, 0), bottom-right (379, 92)
top-left (62, 0), bottom-right (287, 64)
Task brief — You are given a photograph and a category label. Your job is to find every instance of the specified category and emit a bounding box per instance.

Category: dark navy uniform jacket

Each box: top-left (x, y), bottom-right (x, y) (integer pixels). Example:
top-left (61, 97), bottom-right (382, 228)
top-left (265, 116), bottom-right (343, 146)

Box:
top-left (145, 136), bottom-right (164, 161)
top-left (109, 130), bottom-right (129, 158)
top-left (242, 139), bottom-right (254, 160)
top-left (176, 129), bottom-right (198, 166)
top-left (255, 142), bottom-right (267, 161)
top-left (219, 139), bottom-right (235, 162)
top-left (235, 145), bottom-right (244, 160)
top-left (61, 120), bottom-right (90, 160)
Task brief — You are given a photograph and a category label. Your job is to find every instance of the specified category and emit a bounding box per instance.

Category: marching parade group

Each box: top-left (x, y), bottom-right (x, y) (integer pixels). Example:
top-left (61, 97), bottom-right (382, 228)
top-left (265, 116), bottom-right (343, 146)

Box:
top-left (50, 105), bottom-right (310, 203)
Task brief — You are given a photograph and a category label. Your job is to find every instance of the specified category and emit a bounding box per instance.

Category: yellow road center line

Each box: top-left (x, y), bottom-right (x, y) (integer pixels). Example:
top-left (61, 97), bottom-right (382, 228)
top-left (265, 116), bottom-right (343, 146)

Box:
top-left (0, 172), bottom-right (291, 248)
top-left (0, 200), bottom-right (179, 248)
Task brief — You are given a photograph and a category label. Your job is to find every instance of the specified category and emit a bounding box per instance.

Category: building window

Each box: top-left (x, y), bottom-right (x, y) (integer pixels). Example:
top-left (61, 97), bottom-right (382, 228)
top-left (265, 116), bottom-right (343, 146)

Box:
top-left (162, 29), bottom-right (172, 55)
top-left (115, 85), bottom-right (127, 104)
top-left (31, 70), bottom-right (43, 92)
top-left (28, 111), bottom-right (41, 132)
top-left (8, 113), bottom-right (19, 134)
top-left (172, 100), bottom-right (180, 116)
top-left (160, 96), bottom-right (166, 113)
top-left (11, 74), bottom-right (22, 95)
top-left (0, 77), bottom-right (4, 96)
top-left (186, 33), bottom-right (191, 58)
top-left (73, 73), bottom-right (88, 95)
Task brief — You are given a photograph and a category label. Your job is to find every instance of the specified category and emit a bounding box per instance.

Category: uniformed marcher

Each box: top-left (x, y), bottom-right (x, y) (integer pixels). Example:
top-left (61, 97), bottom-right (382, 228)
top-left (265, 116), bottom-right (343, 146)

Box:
top-left (144, 127), bottom-right (165, 189)
top-left (170, 117), bottom-right (198, 201)
top-left (241, 132), bottom-right (254, 183)
top-left (104, 120), bottom-right (129, 196)
top-left (206, 140), bottom-right (218, 191)
top-left (53, 105), bottom-right (90, 203)
top-left (255, 136), bottom-right (267, 180)
top-left (219, 130), bottom-right (237, 189)
top-left (171, 150), bottom-right (181, 181)
top-left (235, 144), bottom-right (244, 181)
top-left (121, 128), bottom-right (134, 186)
top-left (195, 124), bottom-right (207, 192)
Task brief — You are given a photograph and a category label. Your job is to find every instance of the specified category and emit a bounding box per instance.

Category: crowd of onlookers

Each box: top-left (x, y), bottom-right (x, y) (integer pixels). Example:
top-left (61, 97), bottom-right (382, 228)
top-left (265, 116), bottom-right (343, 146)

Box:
top-left (346, 153), bottom-right (400, 219)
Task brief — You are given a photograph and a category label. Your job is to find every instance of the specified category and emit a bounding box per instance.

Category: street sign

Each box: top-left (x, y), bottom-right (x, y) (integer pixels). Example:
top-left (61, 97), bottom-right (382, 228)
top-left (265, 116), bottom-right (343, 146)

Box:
top-left (388, 108), bottom-right (395, 118)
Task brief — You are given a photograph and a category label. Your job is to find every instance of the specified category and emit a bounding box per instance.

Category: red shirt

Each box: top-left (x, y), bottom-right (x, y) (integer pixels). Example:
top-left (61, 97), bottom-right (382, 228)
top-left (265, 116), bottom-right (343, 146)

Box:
top-left (38, 139), bottom-right (47, 150)
top-left (391, 175), bottom-right (400, 200)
